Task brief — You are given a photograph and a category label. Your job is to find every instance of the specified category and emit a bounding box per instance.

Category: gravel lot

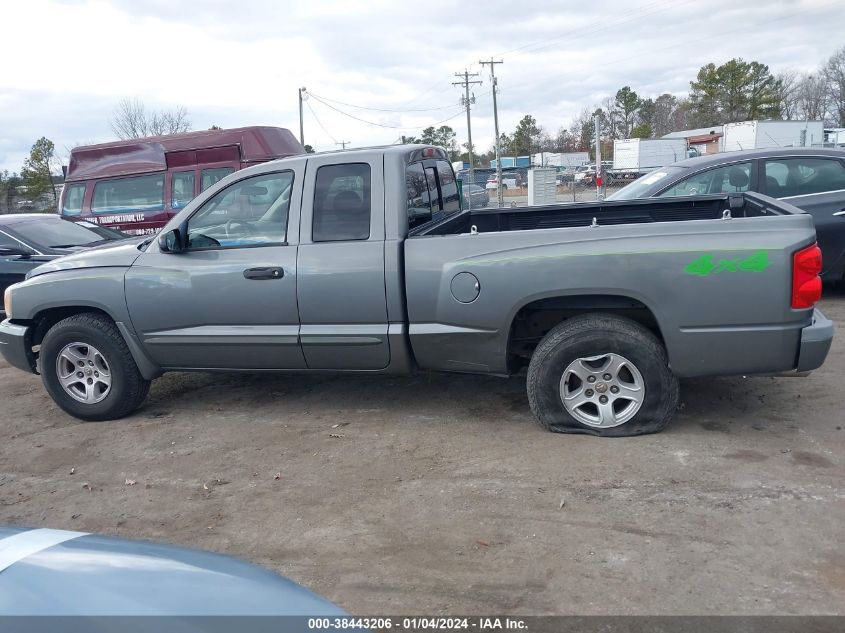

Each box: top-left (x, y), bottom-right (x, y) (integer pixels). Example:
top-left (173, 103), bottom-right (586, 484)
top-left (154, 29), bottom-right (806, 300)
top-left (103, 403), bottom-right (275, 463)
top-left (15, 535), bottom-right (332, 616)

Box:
top-left (1, 291), bottom-right (843, 615)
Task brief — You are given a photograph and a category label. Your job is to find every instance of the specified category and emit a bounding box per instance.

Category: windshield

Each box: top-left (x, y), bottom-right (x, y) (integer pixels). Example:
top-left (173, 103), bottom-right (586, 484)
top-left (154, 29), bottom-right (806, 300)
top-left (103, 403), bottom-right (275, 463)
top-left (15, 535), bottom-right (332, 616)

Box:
top-left (11, 217), bottom-right (116, 249)
top-left (607, 166), bottom-right (688, 200)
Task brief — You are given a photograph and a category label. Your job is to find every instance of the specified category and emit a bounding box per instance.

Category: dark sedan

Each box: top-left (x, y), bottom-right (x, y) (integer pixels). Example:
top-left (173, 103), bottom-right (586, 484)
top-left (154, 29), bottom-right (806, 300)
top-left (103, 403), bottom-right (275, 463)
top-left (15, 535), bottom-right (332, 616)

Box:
top-left (462, 183), bottom-right (490, 209)
top-left (0, 214), bottom-right (130, 312)
top-left (608, 148), bottom-right (845, 281)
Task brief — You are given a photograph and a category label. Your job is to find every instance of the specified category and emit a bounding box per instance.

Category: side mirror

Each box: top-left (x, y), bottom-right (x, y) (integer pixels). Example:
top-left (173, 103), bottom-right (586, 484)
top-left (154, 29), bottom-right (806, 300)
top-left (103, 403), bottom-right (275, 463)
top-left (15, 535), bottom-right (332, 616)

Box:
top-left (158, 228), bottom-right (184, 253)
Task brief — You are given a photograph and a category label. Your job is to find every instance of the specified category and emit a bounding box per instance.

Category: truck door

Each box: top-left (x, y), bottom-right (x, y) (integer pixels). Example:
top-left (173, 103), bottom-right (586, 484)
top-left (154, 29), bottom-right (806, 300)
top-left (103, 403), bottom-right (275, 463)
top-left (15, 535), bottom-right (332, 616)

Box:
top-left (296, 155), bottom-right (389, 369)
top-left (125, 164), bottom-right (306, 370)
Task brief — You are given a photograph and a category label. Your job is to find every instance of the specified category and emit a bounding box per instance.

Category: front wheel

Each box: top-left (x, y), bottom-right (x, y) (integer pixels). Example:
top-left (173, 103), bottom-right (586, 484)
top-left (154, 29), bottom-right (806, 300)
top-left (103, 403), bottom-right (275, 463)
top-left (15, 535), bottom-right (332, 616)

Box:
top-left (526, 314), bottom-right (679, 436)
top-left (41, 313), bottom-right (151, 421)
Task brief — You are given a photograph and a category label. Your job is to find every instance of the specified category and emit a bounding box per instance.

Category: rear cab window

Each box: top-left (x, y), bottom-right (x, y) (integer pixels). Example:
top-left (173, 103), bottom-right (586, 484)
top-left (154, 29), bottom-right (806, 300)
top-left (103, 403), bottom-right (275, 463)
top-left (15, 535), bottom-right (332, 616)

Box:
top-left (312, 163), bottom-right (371, 242)
top-left (406, 159), bottom-right (461, 231)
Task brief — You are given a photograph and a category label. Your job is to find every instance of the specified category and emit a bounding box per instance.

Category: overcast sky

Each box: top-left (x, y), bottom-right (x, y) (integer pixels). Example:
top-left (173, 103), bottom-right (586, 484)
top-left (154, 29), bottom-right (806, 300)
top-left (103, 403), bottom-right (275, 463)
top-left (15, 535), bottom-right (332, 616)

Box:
top-left (1, 0), bottom-right (843, 172)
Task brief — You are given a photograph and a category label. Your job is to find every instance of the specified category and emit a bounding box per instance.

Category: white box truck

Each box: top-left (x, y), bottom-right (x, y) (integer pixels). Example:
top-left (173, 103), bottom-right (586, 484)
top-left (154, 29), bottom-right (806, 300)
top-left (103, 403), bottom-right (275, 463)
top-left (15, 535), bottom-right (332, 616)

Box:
top-left (722, 120), bottom-right (825, 152)
top-left (531, 152), bottom-right (589, 169)
top-left (612, 138), bottom-right (688, 174)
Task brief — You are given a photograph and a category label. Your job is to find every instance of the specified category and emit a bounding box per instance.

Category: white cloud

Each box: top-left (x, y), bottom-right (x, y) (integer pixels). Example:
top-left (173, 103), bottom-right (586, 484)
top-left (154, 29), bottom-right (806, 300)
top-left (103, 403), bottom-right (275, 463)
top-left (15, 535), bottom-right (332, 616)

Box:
top-left (0, 0), bottom-right (842, 172)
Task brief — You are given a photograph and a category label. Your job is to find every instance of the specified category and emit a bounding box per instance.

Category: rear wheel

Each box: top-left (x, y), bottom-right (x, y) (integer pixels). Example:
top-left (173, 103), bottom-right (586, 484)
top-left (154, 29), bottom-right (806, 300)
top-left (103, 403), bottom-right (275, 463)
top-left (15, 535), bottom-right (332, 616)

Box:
top-left (526, 314), bottom-right (679, 436)
top-left (41, 313), bottom-right (150, 421)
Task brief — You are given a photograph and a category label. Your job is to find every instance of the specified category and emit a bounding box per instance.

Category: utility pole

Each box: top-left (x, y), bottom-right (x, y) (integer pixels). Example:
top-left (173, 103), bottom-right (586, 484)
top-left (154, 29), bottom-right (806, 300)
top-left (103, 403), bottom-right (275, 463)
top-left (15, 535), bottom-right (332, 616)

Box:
top-left (298, 87), bottom-right (307, 146)
top-left (453, 70), bottom-right (482, 193)
top-left (335, 140), bottom-right (351, 150)
top-left (480, 58), bottom-right (504, 208)
top-left (594, 113), bottom-right (603, 201)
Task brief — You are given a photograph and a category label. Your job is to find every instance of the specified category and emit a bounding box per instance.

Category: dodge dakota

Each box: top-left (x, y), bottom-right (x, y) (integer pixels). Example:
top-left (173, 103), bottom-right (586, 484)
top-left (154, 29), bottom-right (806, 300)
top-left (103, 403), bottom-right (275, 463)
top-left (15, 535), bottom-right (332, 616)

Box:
top-left (0, 145), bottom-right (834, 436)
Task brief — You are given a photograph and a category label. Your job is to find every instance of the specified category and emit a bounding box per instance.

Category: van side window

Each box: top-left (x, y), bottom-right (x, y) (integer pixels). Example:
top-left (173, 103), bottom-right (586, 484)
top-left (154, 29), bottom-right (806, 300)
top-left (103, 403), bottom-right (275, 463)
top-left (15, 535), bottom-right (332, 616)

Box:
top-left (62, 183), bottom-right (86, 217)
top-left (312, 163), bottom-right (371, 242)
top-left (91, 174), bottom-right (164, 214)
top-left (186, 171), bottom-right (294, 249)
top-left (171, 171), bottom-right (196, 209)
top-left (407, 162), bottom-right (432, 229)
top-left (201, 167), bottom-right (235, 191)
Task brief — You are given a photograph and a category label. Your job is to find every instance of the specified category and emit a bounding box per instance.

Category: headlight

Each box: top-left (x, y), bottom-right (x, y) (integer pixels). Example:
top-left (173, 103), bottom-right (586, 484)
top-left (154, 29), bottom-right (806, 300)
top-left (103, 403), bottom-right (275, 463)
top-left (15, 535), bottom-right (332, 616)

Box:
top-left (3, 285), bottom-right (12, 318)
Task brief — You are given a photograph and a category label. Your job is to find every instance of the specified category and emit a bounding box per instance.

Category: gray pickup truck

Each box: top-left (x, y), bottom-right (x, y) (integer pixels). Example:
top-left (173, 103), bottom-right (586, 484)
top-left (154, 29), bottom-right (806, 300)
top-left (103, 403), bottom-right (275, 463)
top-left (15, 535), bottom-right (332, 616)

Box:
top-left (0, 145), bottom-right (834, 436)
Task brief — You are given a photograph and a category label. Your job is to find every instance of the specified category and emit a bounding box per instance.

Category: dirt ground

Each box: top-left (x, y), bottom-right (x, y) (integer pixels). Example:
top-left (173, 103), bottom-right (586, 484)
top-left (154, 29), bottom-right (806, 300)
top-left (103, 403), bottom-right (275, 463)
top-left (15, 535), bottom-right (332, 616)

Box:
top-left (1, 292), bottom-right (843, 615)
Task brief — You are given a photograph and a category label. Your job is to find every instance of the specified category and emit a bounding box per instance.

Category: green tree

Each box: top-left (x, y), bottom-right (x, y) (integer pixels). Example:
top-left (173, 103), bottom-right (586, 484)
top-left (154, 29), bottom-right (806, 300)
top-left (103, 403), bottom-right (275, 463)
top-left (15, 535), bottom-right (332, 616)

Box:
top-left (614, 86), bottom-right (641, 138)
top-left (689, 58), bottom-right (780, 125)
top-left (399, 134), bottom-right (420, 144)
top-left (510, 115), bottom-right (540, 156)
top-left (689, 63), bottom-right (722, 126)
top-left (419, 126), bottom-right (458, 159)
top-left (303, 144), bottom-right (315, 153)
top-left (21, 137), bottom-right (57, 205)
top-left (630, 123), bottom-right (653, 138)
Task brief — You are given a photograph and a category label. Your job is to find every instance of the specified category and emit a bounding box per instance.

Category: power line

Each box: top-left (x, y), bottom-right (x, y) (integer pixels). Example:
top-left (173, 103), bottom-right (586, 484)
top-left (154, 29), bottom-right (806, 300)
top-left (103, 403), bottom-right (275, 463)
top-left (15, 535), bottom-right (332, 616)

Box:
top-left (304, 98), bottom-right (337, 144)
top-left (307, 92), bottom-right (470, 130)
top-left (304, 91), bottom-right (459, 113)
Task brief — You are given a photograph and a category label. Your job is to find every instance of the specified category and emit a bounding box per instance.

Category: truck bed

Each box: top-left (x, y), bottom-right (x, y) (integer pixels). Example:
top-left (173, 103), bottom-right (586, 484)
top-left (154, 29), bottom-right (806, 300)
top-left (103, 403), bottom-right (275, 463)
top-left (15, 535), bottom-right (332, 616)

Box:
top-left (404, 191), bottom-right (816, 379)
top-left (414, 193), bottom-right (793, 236)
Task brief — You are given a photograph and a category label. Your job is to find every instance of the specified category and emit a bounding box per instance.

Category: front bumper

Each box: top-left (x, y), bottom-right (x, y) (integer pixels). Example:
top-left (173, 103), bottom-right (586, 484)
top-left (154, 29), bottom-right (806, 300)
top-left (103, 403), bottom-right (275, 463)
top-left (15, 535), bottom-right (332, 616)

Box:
top-left (796, 308), bottom-right (834, 372)
top-left (0, 319), bottom-right (36, 374)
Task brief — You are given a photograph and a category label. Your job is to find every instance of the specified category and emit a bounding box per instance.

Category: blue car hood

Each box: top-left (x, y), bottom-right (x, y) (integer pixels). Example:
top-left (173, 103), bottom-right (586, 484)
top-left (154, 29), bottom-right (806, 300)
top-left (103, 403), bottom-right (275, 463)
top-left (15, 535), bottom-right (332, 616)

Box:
top-left (0, 527), bottom-right (345, 616)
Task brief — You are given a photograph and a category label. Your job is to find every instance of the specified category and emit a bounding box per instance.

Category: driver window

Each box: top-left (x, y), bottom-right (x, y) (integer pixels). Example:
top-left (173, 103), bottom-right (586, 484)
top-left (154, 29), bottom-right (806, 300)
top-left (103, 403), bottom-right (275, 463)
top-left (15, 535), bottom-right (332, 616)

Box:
top-left (657, 162), bottom-right (751, 197)
top-left (186, 171), bottom-right (294, 250)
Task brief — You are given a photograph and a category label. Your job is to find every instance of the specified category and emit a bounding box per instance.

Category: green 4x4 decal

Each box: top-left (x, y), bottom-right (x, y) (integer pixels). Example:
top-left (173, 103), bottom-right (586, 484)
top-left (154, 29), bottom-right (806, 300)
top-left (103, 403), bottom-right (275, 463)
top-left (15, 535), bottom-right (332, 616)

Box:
top-left (684, 250), bottom-right (771, 277)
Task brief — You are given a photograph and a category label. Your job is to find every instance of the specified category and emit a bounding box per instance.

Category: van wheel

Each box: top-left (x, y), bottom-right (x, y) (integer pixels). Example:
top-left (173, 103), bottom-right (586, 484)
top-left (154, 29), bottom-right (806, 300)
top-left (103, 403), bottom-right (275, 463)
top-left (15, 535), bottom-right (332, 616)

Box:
top-left (526, 314), bottom-right (679, 437)
top-left (40, 313), bottom-right (150, 421)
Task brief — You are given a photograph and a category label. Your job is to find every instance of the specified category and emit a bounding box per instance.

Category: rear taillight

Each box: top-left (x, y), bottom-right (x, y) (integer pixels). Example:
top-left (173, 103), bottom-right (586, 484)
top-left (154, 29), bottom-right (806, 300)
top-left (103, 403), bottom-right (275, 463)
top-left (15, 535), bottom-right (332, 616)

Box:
top-left (792, 243), bottom-right (822, 309)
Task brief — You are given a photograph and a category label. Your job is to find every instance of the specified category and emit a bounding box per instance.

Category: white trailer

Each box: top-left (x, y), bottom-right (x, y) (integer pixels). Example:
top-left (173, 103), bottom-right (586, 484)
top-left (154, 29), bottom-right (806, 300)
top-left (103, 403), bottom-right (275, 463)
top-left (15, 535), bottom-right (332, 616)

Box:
top-left (722, 120), bottom-right (825, 152)
top-left (612, 138), bottom-right (688, 173)
top-left (531, 152), bottom-right (589, 169)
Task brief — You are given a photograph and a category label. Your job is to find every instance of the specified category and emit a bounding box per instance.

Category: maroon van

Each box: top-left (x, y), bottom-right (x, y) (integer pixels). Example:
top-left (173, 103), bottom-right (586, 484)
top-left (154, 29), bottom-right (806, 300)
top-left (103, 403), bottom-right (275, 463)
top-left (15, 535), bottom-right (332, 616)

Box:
top-left (59, 126), bottom-right (305, 235)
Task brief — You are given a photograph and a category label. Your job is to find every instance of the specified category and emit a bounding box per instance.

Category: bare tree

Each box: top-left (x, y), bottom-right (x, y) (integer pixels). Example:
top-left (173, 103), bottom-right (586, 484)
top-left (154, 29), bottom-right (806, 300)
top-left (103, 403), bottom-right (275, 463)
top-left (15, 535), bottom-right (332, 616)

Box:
top-left (795, 73), bottom-right (828, 121)
top-left (774, 70), bottom-right (800, 119)
top-left (822, 46), bottom-right (845, 126)
top-left (110, 97), bottom-right (192, 139)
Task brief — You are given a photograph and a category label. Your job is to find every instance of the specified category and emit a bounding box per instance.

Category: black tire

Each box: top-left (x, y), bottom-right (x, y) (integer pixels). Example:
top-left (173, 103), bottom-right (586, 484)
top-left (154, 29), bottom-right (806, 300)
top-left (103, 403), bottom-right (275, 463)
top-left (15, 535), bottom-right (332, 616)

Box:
top-left (40, 313), bottom-right (150, 421)
top-left (526, 313), bottom-right (679, 437)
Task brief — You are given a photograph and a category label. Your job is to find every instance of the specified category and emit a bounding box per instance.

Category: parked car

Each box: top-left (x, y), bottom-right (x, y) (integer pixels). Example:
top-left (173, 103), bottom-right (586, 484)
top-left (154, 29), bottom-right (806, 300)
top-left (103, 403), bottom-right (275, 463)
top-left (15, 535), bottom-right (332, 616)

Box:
top-left (608, 148), bottom-right (845, 281)
top-left (59, 126), bottom-right (305, 236)
top-left (0, 214), bottom-right (129, 315)
top-left (462, 184), bottom-right (489, 209)
top-left (0, 145), bottom-right (832, 437)
top-left (485, 171), bottom-right (523, 190)
top-left (0, 526), bottom-right (345, 616)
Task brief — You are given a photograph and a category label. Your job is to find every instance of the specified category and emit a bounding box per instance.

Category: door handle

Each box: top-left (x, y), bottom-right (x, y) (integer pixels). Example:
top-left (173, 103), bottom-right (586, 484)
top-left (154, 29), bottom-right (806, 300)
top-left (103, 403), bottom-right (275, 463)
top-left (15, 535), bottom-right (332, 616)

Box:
top-left (833, 210), bottom-right (845, 217)
top-left (243, 267), bottom-right (284, 280)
